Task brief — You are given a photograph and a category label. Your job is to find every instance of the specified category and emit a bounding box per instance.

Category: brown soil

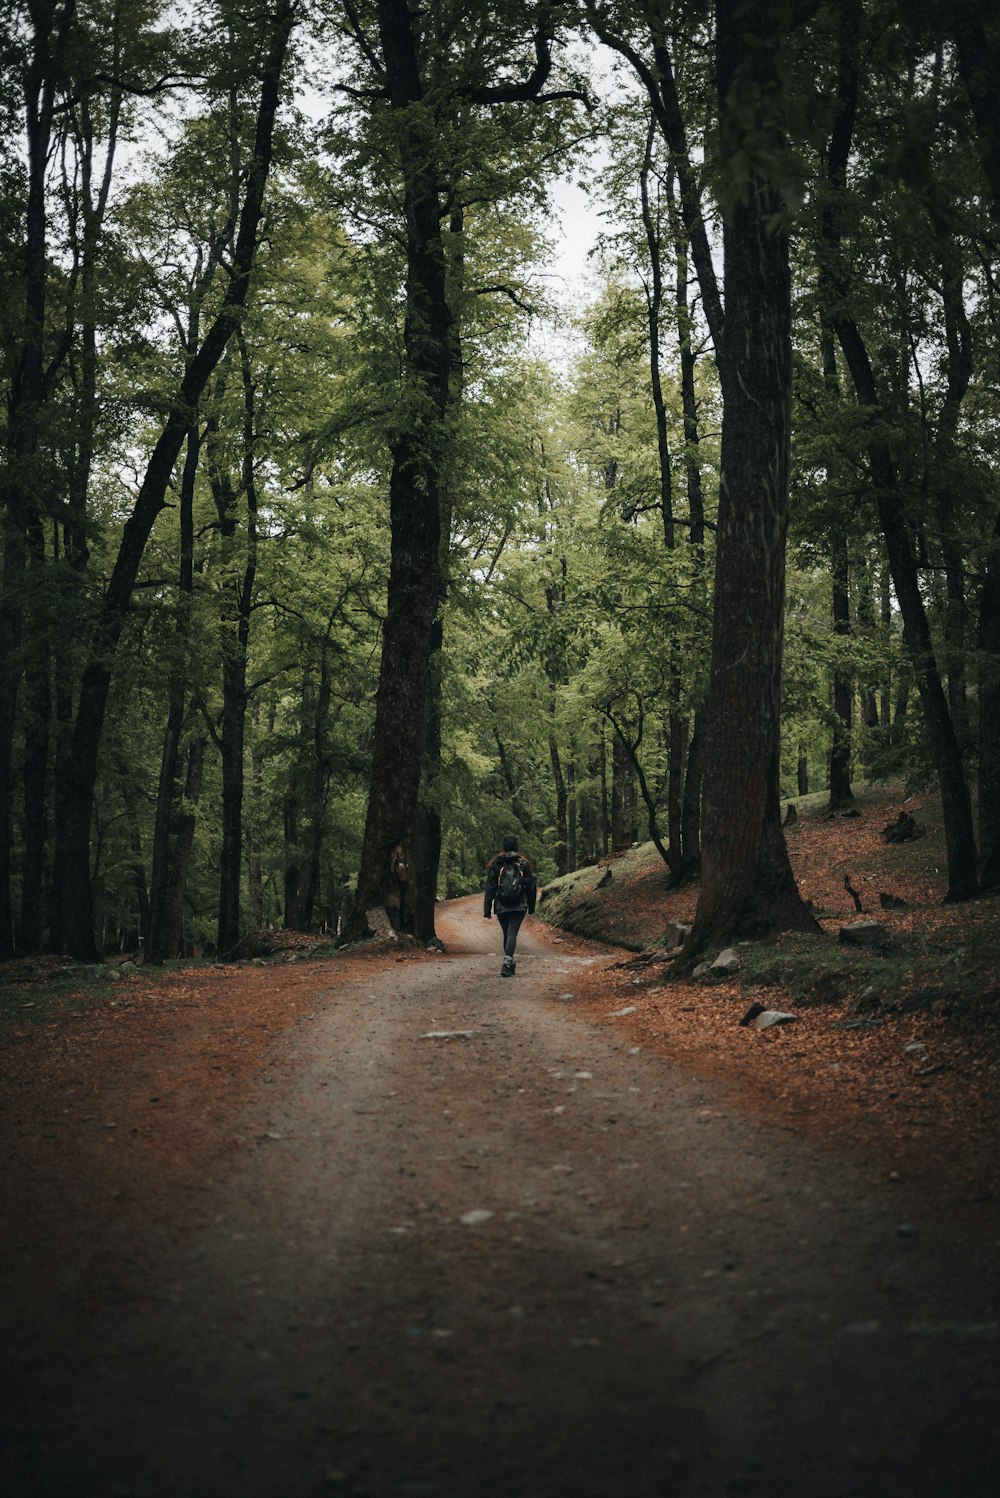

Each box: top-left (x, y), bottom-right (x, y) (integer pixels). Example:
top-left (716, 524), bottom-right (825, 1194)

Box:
top-left (1, 798), bottom-right (999, 1497)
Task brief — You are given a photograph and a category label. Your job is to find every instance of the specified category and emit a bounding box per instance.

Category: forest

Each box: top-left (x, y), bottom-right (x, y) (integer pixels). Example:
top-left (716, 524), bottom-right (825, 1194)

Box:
top-left (1, 0), bottom-right (998, 965)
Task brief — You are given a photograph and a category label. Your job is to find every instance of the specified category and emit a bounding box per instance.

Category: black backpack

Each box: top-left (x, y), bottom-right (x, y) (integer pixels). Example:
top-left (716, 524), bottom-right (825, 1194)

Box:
top-left (497, 854), bottom-right (526, 904)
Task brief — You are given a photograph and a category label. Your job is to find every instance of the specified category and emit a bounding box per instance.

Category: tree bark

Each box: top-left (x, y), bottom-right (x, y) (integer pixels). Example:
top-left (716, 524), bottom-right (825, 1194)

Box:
top-left (147, 426), bottom-right (200, 962)
top-left (341, 0), bottom-right (451, 943)
top-left (0, 1), bottom-right (72, 955)
top-left (979, 514), bottom-right (1000, 888)
top-left (682, 0), bottom-right (818, 960)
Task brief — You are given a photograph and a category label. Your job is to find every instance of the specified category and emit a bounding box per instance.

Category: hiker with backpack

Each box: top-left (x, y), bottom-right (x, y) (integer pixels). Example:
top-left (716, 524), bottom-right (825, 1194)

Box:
top-left (484, 835), bottom-right (537, 977)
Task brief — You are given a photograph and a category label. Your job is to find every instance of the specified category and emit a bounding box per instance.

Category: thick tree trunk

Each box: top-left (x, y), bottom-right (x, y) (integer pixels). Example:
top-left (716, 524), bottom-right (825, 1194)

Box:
top-left (682, 0), bottom-right (818, 960)
top-left (0, 5), bottom-right (66, 956)
top-left (51, 1), bottom-right (295, 958)
top-left (979, 515), bottom-right (1000, 888)
top-left (342, 0), bottom-right (450, 943)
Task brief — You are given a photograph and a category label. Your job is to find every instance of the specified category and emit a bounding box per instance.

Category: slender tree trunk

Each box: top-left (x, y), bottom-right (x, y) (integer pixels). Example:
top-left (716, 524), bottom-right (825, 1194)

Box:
top-left (599, 722), bottom-right (610, 856)
top-left (549, 727), bottom-right (569, 877)
top-left (605, 706), bottom-right (671, 871)
top-left (639, 117), bottom-right (674, 550)
top-left (155, 736), bottom-right (205, 961)
top-left (822, 325), bottom-right (855, 810)
top-left (51, 1), bottom-right (295, 958)
top-left (18, 507), bottom-right (51, 951)
top-left (683, 0), bottom-right (818, 961)
top-left (680, 714), bottom-right (703, 876)
top-left (493, 728), bottom-right (535, 838)
top-left (283, 772), bottom-right (305, 930)
top-left (674, 195), bottom-right (706, 883)
top-left (611, 730), bottom-right (632, 852)
top-left (587, 4), bottom-right (725, 361)
top-left (148, 427), bottom-right (200, 962)
top-left (829, 523), bottom-right (855, 808)
top-left (342, 0), bottom-right (450, 943)
top-left (215, 338), bottom-right (259, 958)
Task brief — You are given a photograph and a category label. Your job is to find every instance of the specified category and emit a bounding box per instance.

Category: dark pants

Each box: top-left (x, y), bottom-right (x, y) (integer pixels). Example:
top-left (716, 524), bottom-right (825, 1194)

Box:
top-left (497, 908), bottom-right (525, 959)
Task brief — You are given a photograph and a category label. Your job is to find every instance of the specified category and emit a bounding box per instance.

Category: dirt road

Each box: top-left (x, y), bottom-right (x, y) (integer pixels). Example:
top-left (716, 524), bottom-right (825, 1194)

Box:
top-left (3, 899), bottom-right (999, 1497)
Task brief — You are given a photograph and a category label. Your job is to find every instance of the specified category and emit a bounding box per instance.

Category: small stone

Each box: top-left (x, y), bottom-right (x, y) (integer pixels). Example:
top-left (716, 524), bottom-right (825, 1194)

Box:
top-left (897, 1223), bottom-right (918, 1238)
top-left (752, 1010), bottom-right (797, 1030)
top-left (460, 1209), bottom-right (494, 1226)
top-left (839, 920), bottom-right (888, 946)
top-left (711, 947), bottom-right (741, 974)
top-left (608, 1005), bottom-right (637, 1017)
top-left (693, 962), bottom-right (712, 981)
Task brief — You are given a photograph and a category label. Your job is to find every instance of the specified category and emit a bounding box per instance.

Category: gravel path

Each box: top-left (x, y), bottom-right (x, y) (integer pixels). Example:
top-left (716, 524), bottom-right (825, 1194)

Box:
top-left (4, 899), bottom-right (999, 1497)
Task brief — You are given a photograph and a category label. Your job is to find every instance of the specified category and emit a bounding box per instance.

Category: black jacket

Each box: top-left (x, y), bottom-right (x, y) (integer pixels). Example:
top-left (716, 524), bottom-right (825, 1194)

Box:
top-left (484, 852), bottom-right (537, 916)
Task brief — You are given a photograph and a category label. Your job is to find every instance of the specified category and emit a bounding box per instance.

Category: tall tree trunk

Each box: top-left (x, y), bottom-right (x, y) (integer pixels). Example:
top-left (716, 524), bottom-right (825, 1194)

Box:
top-left (155, 736), bottom-right (205, 962)
top-left (683, 0), bottom-right (818, 960)
top-left (18, 509), bottom-right (52, 952)
top-left (680, 714), bottom-right (703, 876)
top-left (823, 325), bottom-right (855, 810)
top-left (214, 337), bottom-right (259, 958)
top-left (979, 514), bottom-right (1000, 888)
top-left (953, 13), bottom-right (1000, 888)
top-left (342, 0), bottom-right (450, 943)
top-left (674, 190), bottom-right (706, 883)
top-left (549, 725), bottom-right (569, 877)
top-left (611, 727), bottom-right (632, 852)
top-left (147, 427), bottom-right (200, 963)
top-left (567, 754), bottom-right (578, 872)
top-left (51, 0), bottom-right (296, 957)
top-left (829, 522), bottom-right (855, 808)
top-left (599, 721), bottom-right (610, 856)
top-left (0, 2), bottom-right (70, 955)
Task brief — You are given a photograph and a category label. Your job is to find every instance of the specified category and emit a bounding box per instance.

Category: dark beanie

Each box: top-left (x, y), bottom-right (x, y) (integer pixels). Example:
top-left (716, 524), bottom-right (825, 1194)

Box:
top-left (502, 835), bottom-right (519, 852)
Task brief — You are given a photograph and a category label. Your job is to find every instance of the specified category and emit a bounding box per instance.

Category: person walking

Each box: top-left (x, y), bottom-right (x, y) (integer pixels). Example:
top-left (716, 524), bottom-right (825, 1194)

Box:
top-left (484, 835), bottom-right (537, 977)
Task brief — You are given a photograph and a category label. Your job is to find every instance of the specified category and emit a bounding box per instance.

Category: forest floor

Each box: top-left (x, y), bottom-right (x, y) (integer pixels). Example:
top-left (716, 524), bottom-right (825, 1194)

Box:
top-left (1, 788), bottom-right (999, 1498)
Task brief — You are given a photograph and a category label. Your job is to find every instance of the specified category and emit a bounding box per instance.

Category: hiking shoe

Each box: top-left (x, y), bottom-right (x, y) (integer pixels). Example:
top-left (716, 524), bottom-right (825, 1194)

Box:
top-left (500, 956), bottom-right (515, 977)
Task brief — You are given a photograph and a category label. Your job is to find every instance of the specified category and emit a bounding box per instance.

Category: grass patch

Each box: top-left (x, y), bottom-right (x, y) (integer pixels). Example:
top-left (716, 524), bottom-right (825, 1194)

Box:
top-left (738, 932), bottom-right (907, 1008)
